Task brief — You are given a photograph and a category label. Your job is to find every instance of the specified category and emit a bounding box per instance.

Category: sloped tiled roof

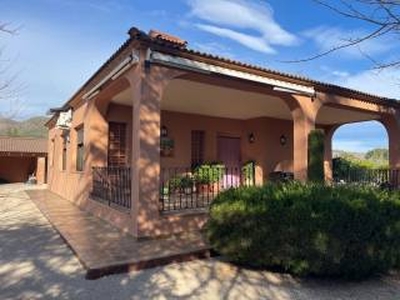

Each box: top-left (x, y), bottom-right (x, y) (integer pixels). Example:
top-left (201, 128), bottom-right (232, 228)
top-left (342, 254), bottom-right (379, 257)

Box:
top-left (49, 26), bottom-right (400, 124)
top-left (0, 137), bottom-right (47, 154)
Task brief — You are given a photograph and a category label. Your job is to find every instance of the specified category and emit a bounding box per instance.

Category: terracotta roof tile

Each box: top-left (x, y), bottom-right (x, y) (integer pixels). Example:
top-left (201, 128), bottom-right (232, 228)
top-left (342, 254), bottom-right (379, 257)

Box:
top-left (52, 26), bottom-right (400, 117)
top-left (0, 137), bottom-right (47, 154)
top-left (149, 30), bottom-right (187, 48)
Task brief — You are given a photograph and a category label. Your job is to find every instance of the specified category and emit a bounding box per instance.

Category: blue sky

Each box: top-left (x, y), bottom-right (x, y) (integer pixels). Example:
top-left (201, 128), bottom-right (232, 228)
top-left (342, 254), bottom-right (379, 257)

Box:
top-left (1, 0), bottom-right (397, 152)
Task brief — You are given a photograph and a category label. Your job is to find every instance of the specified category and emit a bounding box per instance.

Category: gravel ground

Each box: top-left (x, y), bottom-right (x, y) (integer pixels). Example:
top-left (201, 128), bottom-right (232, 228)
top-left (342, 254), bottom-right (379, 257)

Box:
top-left (2, 183), bottom-right (400, 300)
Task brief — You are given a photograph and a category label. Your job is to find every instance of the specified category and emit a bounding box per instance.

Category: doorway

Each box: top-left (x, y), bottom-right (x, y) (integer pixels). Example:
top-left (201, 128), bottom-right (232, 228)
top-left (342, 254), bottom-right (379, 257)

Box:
top-left (217, 136), bottom-right (241, 188)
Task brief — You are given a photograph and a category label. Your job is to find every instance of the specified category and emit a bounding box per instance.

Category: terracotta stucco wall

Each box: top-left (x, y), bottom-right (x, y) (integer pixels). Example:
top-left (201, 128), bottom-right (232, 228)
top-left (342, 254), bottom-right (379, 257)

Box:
top-left (47, 101), bottom-right (136, 235)
top-left (47, 102), bottom-right (90, 205)
top-left (161, 110), bottom-right (293, 184)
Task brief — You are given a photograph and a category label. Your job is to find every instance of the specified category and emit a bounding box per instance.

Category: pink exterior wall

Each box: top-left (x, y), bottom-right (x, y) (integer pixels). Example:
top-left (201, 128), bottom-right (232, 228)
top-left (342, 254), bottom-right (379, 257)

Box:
top-left (161, 110), bottom-right (293, 184)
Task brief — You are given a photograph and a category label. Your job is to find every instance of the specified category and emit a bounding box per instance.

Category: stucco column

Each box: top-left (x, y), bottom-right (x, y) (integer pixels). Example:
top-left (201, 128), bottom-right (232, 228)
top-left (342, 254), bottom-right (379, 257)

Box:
top-left (36, 156), bottom-right (47, 184)
top-left (381, 114), bottom-right (400, 170)
top-left (286, 95), bottom-right (321, 182)
top-left (292, 109), bottom-right (314, 181)
top-left (127, 63), bottom-right (185, 237)
top-left (87, 97), bottom-right (109, 167)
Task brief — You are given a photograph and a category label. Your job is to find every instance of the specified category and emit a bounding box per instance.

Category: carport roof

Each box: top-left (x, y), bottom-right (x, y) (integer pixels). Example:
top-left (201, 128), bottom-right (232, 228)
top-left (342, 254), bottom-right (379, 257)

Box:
top-left (0, 137), bottom-right (47, 155)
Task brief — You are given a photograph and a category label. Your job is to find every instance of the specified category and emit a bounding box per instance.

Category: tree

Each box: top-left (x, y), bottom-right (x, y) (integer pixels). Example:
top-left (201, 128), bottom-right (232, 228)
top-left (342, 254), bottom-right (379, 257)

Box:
top-left (365, 148), bottom-right (389, 162)
top-left (288, 0), bottom-right (400, 69)
top-left (0, 22), bottom-right (23, 119)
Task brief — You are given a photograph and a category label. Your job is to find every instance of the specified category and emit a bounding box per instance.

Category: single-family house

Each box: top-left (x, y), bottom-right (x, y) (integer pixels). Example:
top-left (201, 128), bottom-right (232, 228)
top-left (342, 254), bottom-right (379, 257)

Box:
top-left (46, 27), bottom-right (400, 238)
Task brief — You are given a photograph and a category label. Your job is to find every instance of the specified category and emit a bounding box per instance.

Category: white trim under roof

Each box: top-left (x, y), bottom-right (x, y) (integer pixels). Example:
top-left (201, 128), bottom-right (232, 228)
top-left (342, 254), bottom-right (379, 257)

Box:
top-left (150, 51), bottom-right (315, 97)
top-left (83, 51), bottom-right (140, 101)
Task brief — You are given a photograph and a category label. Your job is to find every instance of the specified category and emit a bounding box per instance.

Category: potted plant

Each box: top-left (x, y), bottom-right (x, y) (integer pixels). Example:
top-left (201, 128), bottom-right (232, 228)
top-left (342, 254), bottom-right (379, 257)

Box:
top-left (168, 174), bottom-right (194, 195)
top-left (193, 163), bottom-right (224, 194)
top-left (160, 137), bottom-right (174, 157)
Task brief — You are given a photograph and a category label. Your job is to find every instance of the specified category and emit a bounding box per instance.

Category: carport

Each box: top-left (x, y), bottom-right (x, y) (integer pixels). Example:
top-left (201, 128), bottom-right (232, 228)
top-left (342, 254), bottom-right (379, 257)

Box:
top-left (0, 137), bottom-right (47, 184)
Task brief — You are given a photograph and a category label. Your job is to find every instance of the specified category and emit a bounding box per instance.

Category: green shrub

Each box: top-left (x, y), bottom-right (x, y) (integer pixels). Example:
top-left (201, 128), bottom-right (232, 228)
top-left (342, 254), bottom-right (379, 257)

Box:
top-left (169, 175), bottom-right (194, 191)
top-left (193, 163), bottom-right (224, 184)
top-left (308, 130), bottom-right (325, 182)
top-left (206, 182), bottom-right (400, 279)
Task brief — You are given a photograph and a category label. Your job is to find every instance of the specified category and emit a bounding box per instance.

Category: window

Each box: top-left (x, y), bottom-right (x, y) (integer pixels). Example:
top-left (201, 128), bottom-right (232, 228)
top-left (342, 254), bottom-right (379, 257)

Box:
top-left (61, 133), bottom-right (68, 171)
top-left (191, 130), bottom-right (205, 167)
top-left (108, 122), bottom-right (127, 166)
top-left (76, 126), bottom-right (84, 171)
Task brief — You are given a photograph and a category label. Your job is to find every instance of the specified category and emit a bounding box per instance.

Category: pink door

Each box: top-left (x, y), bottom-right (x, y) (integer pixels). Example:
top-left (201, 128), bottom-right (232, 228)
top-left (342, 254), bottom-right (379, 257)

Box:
top-left (217, 136), bottom-right (241, 188)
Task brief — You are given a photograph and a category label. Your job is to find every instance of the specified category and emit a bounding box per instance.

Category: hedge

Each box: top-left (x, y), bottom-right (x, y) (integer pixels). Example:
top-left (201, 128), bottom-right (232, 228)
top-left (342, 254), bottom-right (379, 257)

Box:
top-left (206, 182), bottom-right (400, 279)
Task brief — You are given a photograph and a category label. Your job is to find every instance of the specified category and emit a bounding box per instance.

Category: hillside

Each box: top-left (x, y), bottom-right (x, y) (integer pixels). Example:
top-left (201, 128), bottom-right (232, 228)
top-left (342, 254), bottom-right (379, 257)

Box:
top-left (333, 148), bottom-right (389, 168)
top-left (0, 116), bottom-right (49, 138)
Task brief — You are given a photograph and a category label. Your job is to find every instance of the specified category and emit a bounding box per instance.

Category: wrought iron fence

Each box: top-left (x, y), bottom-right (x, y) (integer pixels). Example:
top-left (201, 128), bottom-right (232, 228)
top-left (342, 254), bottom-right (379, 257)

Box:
top-left (91, 166), bottom-right (131, 210)
top-left (160, 162), bottom-right (255, 212)
top-left (333, 168), bottom-right (400, 190)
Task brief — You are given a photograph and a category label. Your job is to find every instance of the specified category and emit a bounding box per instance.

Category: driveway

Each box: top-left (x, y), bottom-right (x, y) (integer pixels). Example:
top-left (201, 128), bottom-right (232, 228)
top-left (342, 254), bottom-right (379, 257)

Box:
top-left (1, 183), bottom-right (400, 300)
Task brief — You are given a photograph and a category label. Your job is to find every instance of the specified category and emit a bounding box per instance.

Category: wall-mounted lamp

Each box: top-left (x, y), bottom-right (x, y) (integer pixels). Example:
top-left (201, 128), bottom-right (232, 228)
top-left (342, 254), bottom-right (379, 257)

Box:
top-left (280, 134), bottom-right (287, 146)
top-left (161, 125), bottom-right (168, 137)
top-left (248, 133), bottom-right (255, 144)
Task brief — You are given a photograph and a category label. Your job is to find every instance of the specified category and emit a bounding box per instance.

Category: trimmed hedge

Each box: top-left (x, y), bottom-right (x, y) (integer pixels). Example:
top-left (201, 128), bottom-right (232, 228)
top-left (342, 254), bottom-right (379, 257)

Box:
top-left (206, 182), bottom-right (400, 279)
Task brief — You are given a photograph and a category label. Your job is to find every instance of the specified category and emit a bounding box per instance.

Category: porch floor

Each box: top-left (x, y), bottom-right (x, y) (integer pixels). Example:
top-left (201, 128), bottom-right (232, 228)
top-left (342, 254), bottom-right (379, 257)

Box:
top-left (25, 189), bottom-right (211, 279)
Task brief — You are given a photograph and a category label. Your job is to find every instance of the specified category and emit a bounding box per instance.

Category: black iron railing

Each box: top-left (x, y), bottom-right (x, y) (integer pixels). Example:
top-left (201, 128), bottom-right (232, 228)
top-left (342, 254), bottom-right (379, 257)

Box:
top-left (333, 168), bottom-right (400, 190)
top-left (91, 166), bottom-right (131, 210)
top-left (160, 162), bottom-right (255, 212)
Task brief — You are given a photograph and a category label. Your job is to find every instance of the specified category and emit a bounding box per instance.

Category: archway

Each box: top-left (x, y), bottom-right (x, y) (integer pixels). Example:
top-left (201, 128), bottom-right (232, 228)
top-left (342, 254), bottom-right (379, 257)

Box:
top-left (332, 120), bottom-right (389, 183)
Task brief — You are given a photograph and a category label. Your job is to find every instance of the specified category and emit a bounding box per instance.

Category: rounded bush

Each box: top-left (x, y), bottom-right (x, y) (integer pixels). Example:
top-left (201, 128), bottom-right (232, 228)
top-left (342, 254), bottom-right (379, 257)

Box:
top-left (206, 182), bottom-right (400, 279)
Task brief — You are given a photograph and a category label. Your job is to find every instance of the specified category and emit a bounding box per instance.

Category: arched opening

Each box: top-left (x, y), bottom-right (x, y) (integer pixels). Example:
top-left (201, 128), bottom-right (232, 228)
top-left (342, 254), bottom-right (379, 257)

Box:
top-left (333, 121), bottom-right (388, 158)
top-left (329, 120), bottom-right (389, 184)
top-left (315, 105), bottom-right (388, 182)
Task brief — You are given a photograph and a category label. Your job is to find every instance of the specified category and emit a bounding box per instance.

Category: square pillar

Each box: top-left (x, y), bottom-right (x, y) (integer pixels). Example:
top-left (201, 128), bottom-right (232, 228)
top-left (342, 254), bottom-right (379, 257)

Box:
top-left (382, 115), bottom-right (400, 169)
top-left (130, 68), bottom-right (163, 238)
top-left (36, 156), bottom-right (47, 184)
top-left (292, 115), bottom-right (314, 181)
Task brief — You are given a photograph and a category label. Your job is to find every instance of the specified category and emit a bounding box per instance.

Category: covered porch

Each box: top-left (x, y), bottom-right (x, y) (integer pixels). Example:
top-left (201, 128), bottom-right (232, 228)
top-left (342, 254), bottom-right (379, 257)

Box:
top-left (88, 68), bottom-right (398, 217)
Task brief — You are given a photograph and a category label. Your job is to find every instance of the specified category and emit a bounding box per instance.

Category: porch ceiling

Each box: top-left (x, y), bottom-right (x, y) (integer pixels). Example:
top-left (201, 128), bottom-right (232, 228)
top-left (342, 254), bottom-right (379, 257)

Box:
top-left (162, 79), bottom-right (291, 120)
top-left (317, 105), bottom-right (379, 125)
top-left (112, 78), bottom-right (292, 120)
top-left (111, 78), bottom-right (380, 125)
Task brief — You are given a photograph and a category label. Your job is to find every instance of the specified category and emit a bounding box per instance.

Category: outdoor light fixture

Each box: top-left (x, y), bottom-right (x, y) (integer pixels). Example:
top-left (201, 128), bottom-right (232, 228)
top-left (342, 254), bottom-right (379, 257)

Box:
top-left (161, 125), bottom-right (168, 137)
top-left (280, 134), bottom-right (287, 146)
top-left (248, 133), bottom-right (255, 144)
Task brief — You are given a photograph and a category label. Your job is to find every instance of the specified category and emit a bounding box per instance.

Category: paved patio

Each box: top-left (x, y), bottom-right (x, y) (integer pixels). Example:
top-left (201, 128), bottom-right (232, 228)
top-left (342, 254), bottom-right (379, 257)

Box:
top-left (3, 183), bottom-right (400, 299)
top-left (25, 188), bottom-right (210, 279)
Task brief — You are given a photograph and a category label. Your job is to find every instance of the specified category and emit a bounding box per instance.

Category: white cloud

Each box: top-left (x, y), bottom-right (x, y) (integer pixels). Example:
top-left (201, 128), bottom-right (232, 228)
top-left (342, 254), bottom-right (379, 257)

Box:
top-left (187, 0), bottom-right (297, 54)
top-left (336, 69), bottom-right (400, 99)
top-left (331, 70), bottom-right (350, 78)
top-left (193, 41), bottom-right (236, 58)
top-left (195, 24), bottom-right (276, 54)
top-left (304, 26), bottom-right (394, 59)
